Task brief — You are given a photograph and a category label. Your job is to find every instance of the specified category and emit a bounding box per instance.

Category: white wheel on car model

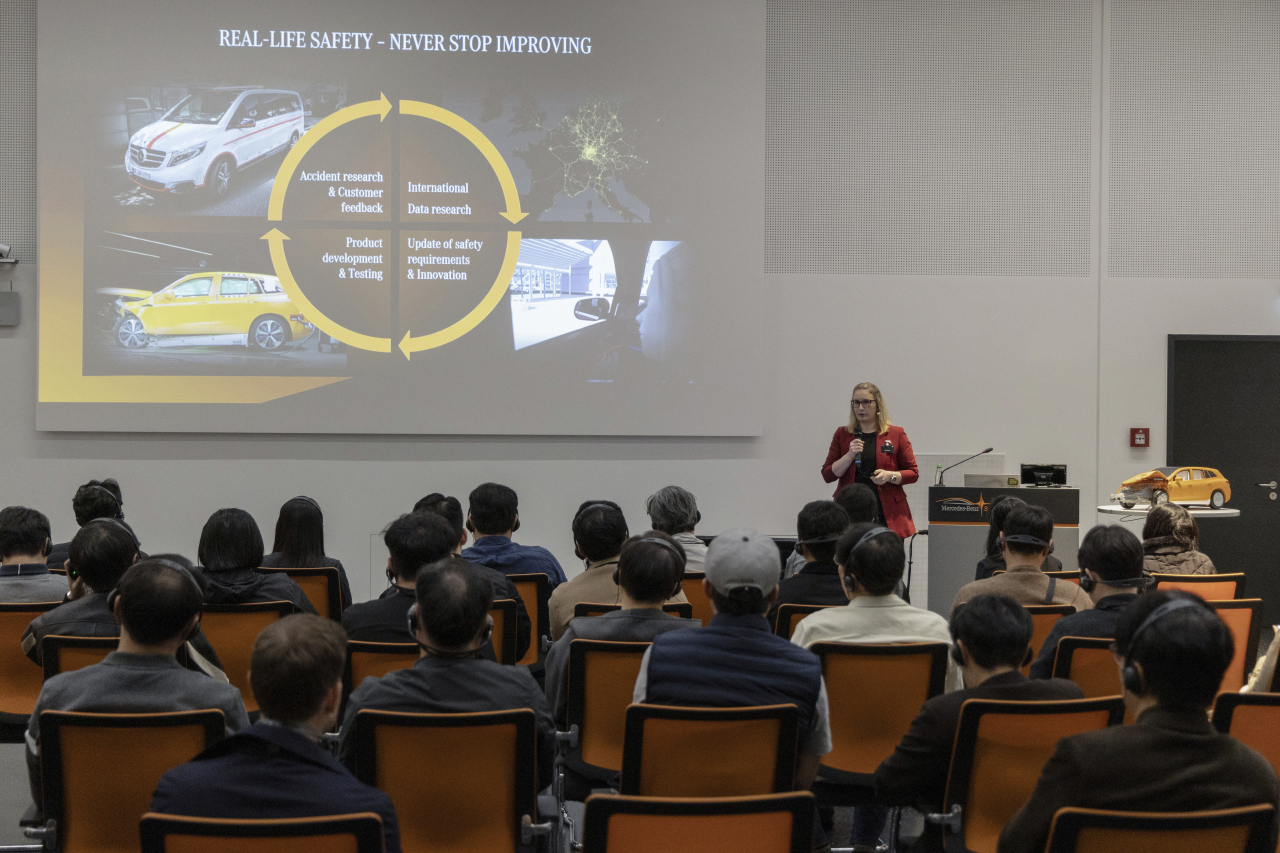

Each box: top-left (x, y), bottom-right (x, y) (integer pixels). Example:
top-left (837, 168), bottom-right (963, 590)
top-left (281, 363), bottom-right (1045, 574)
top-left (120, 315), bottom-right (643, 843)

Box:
top-left (250, 316), bottom-right (288, 351)
top-left (209, 159), bottom-right (233, 198)
top-left (289, 131), bottom-right (299, 150)
top-left (117, 316), bottom-right (148, 348)
top-left (1210, 490), bottom-right (1225, 509)
top-left (1152, 490), bottom-right (1169, 506)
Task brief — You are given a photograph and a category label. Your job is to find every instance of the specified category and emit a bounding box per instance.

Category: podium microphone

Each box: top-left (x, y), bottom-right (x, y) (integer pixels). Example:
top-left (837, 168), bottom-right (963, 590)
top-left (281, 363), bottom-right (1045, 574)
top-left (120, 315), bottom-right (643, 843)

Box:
top-left (937, 448), bottom-right (994, 486)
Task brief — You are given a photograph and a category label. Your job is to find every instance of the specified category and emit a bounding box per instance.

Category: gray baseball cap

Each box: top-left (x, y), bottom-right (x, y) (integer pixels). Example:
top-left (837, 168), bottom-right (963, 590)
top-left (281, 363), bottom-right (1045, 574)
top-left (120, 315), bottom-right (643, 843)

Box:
top-left (704, 527), bottom-right (781, 594)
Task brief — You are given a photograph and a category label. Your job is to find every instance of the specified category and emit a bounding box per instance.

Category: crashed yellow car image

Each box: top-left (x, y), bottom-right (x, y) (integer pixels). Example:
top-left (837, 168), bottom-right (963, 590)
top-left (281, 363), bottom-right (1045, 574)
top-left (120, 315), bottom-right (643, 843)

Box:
top-left (106, 273), bottom-right (310, 351)
top-left (1112, 466), bottom-right (1231, 509)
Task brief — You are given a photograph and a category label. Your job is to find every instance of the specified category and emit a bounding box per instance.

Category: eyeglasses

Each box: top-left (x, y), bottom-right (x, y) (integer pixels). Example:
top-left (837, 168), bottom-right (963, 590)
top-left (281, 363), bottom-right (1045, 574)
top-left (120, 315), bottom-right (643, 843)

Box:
top-left (851, 399), bottom-right (876, 407)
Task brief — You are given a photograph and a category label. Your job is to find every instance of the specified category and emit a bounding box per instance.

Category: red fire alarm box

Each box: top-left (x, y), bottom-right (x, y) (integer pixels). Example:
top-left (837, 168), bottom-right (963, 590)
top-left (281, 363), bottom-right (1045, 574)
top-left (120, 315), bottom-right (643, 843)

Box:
top-left (1130, 428), bottom-right (1149, 448)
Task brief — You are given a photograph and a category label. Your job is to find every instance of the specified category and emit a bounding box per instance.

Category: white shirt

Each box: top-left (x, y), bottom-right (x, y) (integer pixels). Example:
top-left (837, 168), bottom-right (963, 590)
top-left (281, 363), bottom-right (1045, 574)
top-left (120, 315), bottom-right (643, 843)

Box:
top-left (790, 593), bottom-right (961, 691)
top-left (671, 532), bottom-right (708, 572)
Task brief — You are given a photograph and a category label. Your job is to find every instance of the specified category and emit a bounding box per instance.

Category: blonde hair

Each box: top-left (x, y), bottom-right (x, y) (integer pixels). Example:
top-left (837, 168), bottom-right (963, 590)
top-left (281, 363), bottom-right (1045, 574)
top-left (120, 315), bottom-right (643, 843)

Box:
top-left (847, 382), bottom-right (891, 434)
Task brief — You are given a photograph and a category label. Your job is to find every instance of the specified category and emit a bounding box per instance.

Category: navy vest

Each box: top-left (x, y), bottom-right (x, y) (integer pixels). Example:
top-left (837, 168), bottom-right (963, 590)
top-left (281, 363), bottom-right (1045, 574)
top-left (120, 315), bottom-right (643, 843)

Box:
top-left (645, 612), bottom-right (823, 740)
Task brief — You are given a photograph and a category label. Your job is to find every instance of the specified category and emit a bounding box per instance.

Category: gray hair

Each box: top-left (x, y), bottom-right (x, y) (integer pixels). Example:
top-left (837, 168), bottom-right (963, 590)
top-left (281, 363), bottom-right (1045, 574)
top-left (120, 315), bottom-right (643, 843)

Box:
top-left (645, 486), bottom-right (700, 534)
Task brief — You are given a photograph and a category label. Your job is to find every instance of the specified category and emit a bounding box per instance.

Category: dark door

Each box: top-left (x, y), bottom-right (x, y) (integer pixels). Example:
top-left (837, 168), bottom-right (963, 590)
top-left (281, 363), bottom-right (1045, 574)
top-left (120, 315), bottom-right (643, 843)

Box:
top-left (1168, 335), bottom-right (1280, 624)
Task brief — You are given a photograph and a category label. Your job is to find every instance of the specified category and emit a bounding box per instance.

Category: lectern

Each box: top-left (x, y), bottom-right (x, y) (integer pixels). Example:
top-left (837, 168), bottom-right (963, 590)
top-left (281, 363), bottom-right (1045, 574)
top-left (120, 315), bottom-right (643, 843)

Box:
top-left (926, 486), bottom-right (1080, 617)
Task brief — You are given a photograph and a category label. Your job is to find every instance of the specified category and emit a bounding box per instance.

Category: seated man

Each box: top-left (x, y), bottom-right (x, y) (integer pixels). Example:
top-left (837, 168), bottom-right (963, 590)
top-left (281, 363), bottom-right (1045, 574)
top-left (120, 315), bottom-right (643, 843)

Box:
top-left (545, 531), bottom-right (693, 727)
top-left (338, 558), bottom-right (555, 789)
top-left (1029, 524), bottom-right (1148, 679)
top-left (951, 504), bottom-right (1090, 613)
top-left (47, 478), bottom-right (129, 569)
top-left (0, 506), bottom-right (69, 602)
top-left (645, 486), bottom-right (708, 571)
top-left (784, 483), bottom-right (877, 579)
top-left (999, 591), bottom-right (1280, 853)
top-left (789, 522), bottom-right (955, 851)
top-left (461, 482), bottom-right (567, 587)
top-left (151, 615), bottom-right (401, 853)
top-left (633, 528), bottom-right (831, 794)
top-left (26, 559), bottom-right (249, 809)
top-left (792, 523), bottom-right (957, 688)
top-left (768, 500), bottom-right (850, 627)
top-left (342, 512), bottom-right (529, 660)
top-left (874, 594), bottom-right (1083, 852)
top-left (21, 522), bottom-right (222, 675)
top-left (550, 501), bottom-right (686, 640)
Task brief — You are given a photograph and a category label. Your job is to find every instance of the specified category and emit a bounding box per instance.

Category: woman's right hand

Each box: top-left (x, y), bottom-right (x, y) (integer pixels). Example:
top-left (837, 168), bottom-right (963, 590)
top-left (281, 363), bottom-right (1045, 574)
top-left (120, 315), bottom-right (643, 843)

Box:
top-left (848, 439), bottom-right (864, 458)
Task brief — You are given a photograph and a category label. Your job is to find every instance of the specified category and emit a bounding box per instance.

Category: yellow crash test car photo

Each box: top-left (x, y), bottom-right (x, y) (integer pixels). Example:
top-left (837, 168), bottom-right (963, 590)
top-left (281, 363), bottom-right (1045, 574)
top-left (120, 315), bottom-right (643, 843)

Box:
top-left (109, 272), bottom-right (311, 351)
top-left (1112, 466), bottom-right (1231, 509)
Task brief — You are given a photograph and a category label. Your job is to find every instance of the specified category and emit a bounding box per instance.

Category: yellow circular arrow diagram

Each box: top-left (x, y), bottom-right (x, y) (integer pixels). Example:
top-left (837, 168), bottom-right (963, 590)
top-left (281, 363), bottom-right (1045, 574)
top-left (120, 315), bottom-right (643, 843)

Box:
top-left (266, 94), bottom-right (525, 358)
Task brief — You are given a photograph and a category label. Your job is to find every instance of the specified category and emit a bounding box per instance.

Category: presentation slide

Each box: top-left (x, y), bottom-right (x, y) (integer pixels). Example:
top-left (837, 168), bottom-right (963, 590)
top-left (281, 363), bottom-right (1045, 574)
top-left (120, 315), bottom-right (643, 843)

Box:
top-left (37, 0), bottom-right (763, 435)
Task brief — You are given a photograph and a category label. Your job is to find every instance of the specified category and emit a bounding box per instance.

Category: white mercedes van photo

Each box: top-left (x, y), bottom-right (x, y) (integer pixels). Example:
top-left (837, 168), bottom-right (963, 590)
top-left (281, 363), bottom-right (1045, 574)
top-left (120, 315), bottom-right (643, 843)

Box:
top-left (125, 87), bottom-right (303, 198)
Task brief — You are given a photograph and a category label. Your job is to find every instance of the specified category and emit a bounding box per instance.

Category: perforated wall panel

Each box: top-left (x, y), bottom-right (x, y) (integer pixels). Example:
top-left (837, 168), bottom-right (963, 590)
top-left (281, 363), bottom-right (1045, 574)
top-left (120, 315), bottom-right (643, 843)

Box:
top-left (1107, 1), bottom-right (1280, 278)
top-left (766, 0), bottom-right (1096, 276)
top-left (0, 0), bottom-right (36, 270)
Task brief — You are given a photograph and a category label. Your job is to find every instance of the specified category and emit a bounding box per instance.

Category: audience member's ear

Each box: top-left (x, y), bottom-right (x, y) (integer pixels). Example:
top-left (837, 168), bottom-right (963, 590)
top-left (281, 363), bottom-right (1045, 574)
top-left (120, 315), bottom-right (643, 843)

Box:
top-left (574, 541), bottom-right (584, 561)
top-left (111, 594), bottom-right (125, 623)
top-left (764, 586), bottom-right (780, 605)
top-left (322, 680), bottom-right (343, 714)
top-left (42, 537), bottom-right (51, 558)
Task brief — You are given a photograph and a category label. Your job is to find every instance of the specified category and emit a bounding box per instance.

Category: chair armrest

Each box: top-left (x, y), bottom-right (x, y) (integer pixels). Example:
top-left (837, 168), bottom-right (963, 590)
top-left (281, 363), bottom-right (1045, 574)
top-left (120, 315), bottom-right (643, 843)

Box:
top-left (521, 814), bottom-right (554, 844)
top-left (555, 724), bottom-right (579, 749)
top-left (923, 804), bottom-right (962, 834)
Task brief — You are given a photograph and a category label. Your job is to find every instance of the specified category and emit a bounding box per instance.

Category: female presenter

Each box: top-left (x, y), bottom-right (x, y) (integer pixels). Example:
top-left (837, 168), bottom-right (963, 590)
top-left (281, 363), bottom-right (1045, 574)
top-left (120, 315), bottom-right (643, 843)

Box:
top-left (821, 382), bottom-right (919, 538)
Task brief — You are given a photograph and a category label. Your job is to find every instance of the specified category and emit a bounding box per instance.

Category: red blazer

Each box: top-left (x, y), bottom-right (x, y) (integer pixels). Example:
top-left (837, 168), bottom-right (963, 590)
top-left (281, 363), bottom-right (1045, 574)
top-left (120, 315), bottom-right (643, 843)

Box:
top-left (822, 424), bottom-right (919, 538)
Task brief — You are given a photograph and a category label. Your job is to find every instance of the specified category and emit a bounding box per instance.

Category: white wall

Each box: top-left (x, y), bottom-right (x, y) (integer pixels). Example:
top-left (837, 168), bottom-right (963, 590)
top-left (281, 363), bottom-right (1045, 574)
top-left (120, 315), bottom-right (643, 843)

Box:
top-left (3, 0), bottom-right (1278, 606)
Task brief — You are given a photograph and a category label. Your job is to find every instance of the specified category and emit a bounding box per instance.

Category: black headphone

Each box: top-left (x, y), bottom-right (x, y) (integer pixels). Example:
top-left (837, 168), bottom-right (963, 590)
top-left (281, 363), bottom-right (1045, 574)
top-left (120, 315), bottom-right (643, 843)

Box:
top-left (950, 638), bottom-right (1034, 668)
top-left (575, 503), bottom-right (627, 561)
top-left (613, 537), bottom-right (687, 599)
top-left (82, 482), bottom-right (124, 517)
top-left (999, 533), bottom-right (1055, 554)
top-left (793, 532), bottom-right (842, 556)
top-left (1119, 597), bottom-right (1200, 695)
top-left (291, 495), bottom-right (322, 513)
top-left (1078, 570), bottom-right (1151, 594)
top-left (840, 526), bottom-right (894, 590)
top-left (107, 558), bottom-right (204, 639)
top-left (466, 510), bottom-right (519, 535)
top-left (406, 602), bottom-right (493, 657)
top-left (74, 517), bottom-right (141, 584)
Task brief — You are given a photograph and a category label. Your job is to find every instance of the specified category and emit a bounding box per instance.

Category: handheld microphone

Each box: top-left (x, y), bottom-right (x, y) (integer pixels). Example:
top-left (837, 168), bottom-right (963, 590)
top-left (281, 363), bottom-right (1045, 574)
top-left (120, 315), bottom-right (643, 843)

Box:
top-left (937, 448), bottom-right (994, 486)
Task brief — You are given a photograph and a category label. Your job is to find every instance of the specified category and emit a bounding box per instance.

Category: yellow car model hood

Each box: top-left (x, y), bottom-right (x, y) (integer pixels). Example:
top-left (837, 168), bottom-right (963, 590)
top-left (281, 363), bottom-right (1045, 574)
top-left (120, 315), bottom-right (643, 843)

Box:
top-left (1121, 469), bottom-right (1169, 487)
top-left (97, 287), bottom-right (153, 300)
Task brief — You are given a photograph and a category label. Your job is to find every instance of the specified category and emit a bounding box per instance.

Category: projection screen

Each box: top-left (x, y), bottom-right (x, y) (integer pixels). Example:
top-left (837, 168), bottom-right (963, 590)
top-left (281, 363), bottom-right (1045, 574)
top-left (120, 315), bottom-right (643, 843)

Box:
top-left (36, 0), bottom-right (764, 435)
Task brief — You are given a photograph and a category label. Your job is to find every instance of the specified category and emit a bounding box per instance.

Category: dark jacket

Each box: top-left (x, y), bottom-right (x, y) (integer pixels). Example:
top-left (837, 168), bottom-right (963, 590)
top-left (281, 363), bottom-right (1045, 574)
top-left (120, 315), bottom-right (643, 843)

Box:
top-left (260, 552), bottom-right (353, 610)
top-left (1142, 537), bottom-right (1216, 576)
top-left (46, 542), bottom-right (70, 570)
top-left (1028, 593), bottom-right (1139, 679)
top-left (975, 551), bottom-right (1065, 581)
top-left (644, 612), bottom-right (825, 751)
top-left (201, 568), bottom-right (316, 614)
top-left (544, 608), bottom-right (692, 726)
top-left (998, 706), bottom-right (1280, 853)
top-left (151, 722), bottom-right (400, 853)
top-left (339, 654), bottom-right (556, 789)
top-left (342, 580), bottom-right (530, 663)
top-left (20, 592), bottom-right (224, 675)
top-left (462, 536), bottom-right (568, 587)
top-left (767, 560), bottom-right (848, 628)
top-left (875, 670), bottom-right (1084, 852)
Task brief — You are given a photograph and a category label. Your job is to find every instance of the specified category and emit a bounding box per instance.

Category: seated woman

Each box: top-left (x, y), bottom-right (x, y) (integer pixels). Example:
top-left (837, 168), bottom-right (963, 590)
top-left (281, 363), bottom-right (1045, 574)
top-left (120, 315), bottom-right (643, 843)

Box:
top-left (1142, 503), bottom-right (1216, 575)
top-left (197, 508), bottom-right (315, 613)
top-left (260, 496), bottom-right (352, 609)
top-left (974, 496), bottom-right (1063, 581)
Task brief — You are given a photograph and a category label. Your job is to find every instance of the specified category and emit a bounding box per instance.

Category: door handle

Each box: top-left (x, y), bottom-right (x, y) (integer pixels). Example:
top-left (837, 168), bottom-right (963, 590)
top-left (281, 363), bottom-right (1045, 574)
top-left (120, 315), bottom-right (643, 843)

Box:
top-left (1258, 481), bottom-right (1278, 490)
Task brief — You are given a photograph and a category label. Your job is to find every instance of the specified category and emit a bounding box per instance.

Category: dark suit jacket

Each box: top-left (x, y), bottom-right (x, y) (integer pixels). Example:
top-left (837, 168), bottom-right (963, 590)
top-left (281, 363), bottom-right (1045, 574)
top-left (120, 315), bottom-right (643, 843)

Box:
top-left (151, 722), bottom-right (401, 853)
top-left (998, 706), bottom-right (1280, 853)
top-left (767, 561), bottom-right (848, 628)
top-left (874, 671), bottom-right (1083, 851)
top-left (1027, 593), bottom-right (1138, 679)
